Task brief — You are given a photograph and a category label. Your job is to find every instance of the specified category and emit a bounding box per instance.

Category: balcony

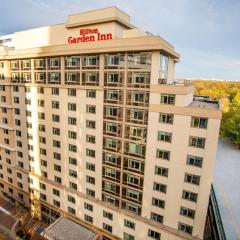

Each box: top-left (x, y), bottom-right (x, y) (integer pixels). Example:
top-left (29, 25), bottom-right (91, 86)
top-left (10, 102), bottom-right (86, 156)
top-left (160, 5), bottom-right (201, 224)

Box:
top-left (126, 91), bottom-right (149, 107)
top-left (65, 72), bottom-right (80, 85)
top-left (125, 125), bottom-right (147, 142)
top-left (35, 72), bottom-right (46, 84)
top-left (104, 90), bottom-right (123, 104)
top-left (124, 142), bottom-right (146, 159)
top-left (105, 53), bottom-right (125, 69)
top-left (104, 72), bottom-right (123, 87)
top-left (125, 108), bottom-right (148, 125)
top-left (127, 72), bottom-right (150, 88)
top-left (103, 137), bottom-right (122, 153)
top-left (82, 72), bottom-right (99, 86)
top-left (103, 122), bottom-right (122, 138)
top-left (104, 106), bottom-right (123, 121)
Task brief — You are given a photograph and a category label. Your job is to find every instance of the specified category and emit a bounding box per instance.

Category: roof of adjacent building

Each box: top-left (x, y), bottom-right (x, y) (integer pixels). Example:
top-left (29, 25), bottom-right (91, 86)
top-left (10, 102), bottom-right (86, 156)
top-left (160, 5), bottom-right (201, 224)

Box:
top-left (214, 138), bottom-right (240, 240)
top-left (43, 217), bottom-right (98, 240)
top-left (190, 96), bottom-right (220, 109)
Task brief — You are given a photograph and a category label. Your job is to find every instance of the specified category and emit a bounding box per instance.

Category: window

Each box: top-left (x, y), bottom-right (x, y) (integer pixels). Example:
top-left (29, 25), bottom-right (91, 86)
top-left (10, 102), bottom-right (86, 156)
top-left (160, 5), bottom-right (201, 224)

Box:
top-left (65, 56), bottom-right (80, 69)
top-left (68, 195), bottom-right (75, 204)
top-left (155, 166), bottom-right (168, 177)
top-left (54, 164), bottom-right (61, 172)
top-left (84, 202), bottom-right (93, 212)
top-left (69, 182), bottom-right (77, 190)
top-left (68, 88), bottom-right (76, 96)
top-left (151, 212), bottom-right (163, 224)
top-left (148, 229), bottom-right (161, 240)
top-left (68, 131), bottom-right (77, 139)
top-left (48, 57), bottom-right (60, 69)
top-left (53, 140), bottom-right (61, 148)
top-left (186, 155), bottom-right (203, 168)
top-left (69, 157), bottom-right (77, 166)
top-left (159, 113), bottom-right (174, 124)
top-left (153, 182), bottom-right (167, 193)
top-left (86, 90), bottom-right (96, 98)
top-left (128, 159), bottom-right (141, 171)
top-left (86, 149), bottom-right (95, 158)
top-left (128, 143), bottom-right (144, 155)
top-left (41, 160), bottom-right (47, 167)
top-left (156, 149), bottom-right (170, 160)
top-left (127, 174), bottom-right (140, 186)
top-left (17, 172), bottom-right (22, 179)
top-left (49, 72), bottom-right (60, 83)
top-left (86, 120), bottom-right (96, 129)
top-left (191, 117), bottom-right (208, 129)
top-left (52, 101), bottom-right (59, 109)
top-left (178, 222), bottom-right (193, 234)
top-left (82, 55), bottom-right (99, 67)
top-left (53, 200), bottom-right (60, 208)
top-left (40, 193), bottom-right (46, 201)
top-left (86, 162), bottom-right (95, 171)
top-left (103, 223), bottom-right (112, 233)
top-left (159, 54), bottom-right (169, 81)
top-left (38, 112), bottom-right (45, 120)
top-left (157, 131), bottom-right (172, 143)
top-left (39, 137), bottom-right (46, 144)
top-left (52, 88), bottom-right (59, 95)
top-left (69, 169), bottom-right (77, 178)
top-left (84, 214), bottom-right (93, 223)
top-left (53, 127), bottom-right (60, 135)
top-left (86, 105), bottom-right (96, 114)
top-left (55, 176), bottom-right (62, 184)
top-left (180, 207), bottom-right (195, 219)
top-left (161, 94), bottom-right (175, 105)
top-left (182, 190), bottom-right (198, 202)
top-left (53, 152), bottom-right (61, 160)
top-left (68, 207), bottom-right (76, 215)
top-left (86, 176), bottom-right (95, 185)
top-left (86, 188), bottom-right (95, 197)
top-left (152, 197), bottom-right (165, 209)
top-left (189, 136), bottom-right (205, 149)
top-left (184, 173), bottom-right (200, 185)
top-left (39, 124), bottom-right (45, 132)
top-left (39, 182), bottom-right (46, 190)
top-left (86, 135), bottom-right (95, 143)
top-left (124, 233), bottom-right (134, 240)
top-left (124, 219), bottom-right (135, 229)
top-left (34, 58), bottom-right (45, 69)
top-left (68, 103), bottom-right (76, 111)
top-left (68, 117), bottom-right (76, 125)
top-left (53, 188), bottom-right (60, 197)
top-left (52, 114), bottom-right (60, 122)
top-left (69, 144), bottom-right (77, 153)
top-left (103, 210), bottom-right (113, 220)
top-left (37, 87), bottom-right (44, 94)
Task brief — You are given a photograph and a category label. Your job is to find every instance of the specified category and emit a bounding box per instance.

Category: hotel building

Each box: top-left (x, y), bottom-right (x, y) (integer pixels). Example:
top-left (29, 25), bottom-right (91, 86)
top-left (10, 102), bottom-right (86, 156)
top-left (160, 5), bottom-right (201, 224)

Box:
top-left (0, 7), bottom-right (222, 240)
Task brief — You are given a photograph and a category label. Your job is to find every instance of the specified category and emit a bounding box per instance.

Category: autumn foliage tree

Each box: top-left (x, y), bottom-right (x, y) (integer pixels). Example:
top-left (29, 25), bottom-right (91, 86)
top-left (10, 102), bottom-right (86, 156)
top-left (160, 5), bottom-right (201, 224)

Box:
top-left (192, 80), bottom-right (240, 146)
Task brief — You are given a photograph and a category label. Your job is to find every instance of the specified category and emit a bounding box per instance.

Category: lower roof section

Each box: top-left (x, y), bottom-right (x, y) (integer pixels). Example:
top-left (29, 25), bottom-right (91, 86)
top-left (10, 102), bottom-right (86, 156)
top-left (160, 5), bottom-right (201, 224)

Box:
top-left (43, 217), bottom-right (98, 240)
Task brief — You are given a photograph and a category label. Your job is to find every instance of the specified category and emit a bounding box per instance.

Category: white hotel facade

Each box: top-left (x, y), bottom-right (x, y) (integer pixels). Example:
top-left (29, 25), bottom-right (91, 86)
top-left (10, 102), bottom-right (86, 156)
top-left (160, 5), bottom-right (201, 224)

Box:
top-left (0, 7), bottom-right (221, 240)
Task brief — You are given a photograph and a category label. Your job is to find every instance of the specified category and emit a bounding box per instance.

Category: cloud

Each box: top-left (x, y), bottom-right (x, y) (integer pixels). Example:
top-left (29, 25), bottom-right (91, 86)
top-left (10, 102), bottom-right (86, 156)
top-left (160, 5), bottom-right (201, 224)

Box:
top-left (176, 47), bottom-right (240, 80)
top-left (0, 0), bottom-right (239, 80)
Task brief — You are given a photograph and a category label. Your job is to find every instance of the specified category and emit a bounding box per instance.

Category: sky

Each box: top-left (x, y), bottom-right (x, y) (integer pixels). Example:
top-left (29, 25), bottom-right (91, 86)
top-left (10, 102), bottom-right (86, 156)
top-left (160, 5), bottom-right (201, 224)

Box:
top-left (0, 0), bottom-right (240, 80)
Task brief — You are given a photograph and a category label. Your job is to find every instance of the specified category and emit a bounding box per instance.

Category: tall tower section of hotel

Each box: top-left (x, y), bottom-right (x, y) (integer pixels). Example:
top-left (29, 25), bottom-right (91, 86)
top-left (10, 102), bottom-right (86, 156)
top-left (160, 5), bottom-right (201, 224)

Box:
top-left (0, 7), bottom-right (221, 240)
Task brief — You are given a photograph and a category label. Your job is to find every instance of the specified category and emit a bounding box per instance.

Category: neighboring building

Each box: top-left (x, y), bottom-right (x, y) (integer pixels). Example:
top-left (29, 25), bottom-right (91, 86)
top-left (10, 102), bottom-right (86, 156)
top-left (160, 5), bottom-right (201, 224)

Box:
top-left (204, 138), bottom-right (240, 240)
top-left (0, 7), bottom-right (222, 240)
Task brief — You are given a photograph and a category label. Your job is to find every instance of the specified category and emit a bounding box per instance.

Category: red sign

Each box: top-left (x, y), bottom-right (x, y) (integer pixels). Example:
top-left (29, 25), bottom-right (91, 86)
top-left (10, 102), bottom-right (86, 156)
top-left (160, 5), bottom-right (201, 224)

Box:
top-left (68, 28), bottom-right (112, 44)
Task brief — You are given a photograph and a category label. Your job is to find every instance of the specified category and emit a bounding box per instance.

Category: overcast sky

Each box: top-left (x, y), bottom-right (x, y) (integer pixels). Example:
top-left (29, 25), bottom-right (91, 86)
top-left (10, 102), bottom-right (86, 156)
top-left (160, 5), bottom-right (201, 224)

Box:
top-left (0, 0), bottom-right (239, 80)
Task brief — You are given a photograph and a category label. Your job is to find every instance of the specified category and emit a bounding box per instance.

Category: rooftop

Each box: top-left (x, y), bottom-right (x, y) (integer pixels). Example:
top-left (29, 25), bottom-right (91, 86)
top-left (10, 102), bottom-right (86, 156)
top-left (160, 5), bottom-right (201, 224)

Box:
top-left (42, 217), bottom-right (98, 240)
top-left (190, 96), bottom-right (220, 109)
top-left (213, 138), bottom-right (240, 239)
